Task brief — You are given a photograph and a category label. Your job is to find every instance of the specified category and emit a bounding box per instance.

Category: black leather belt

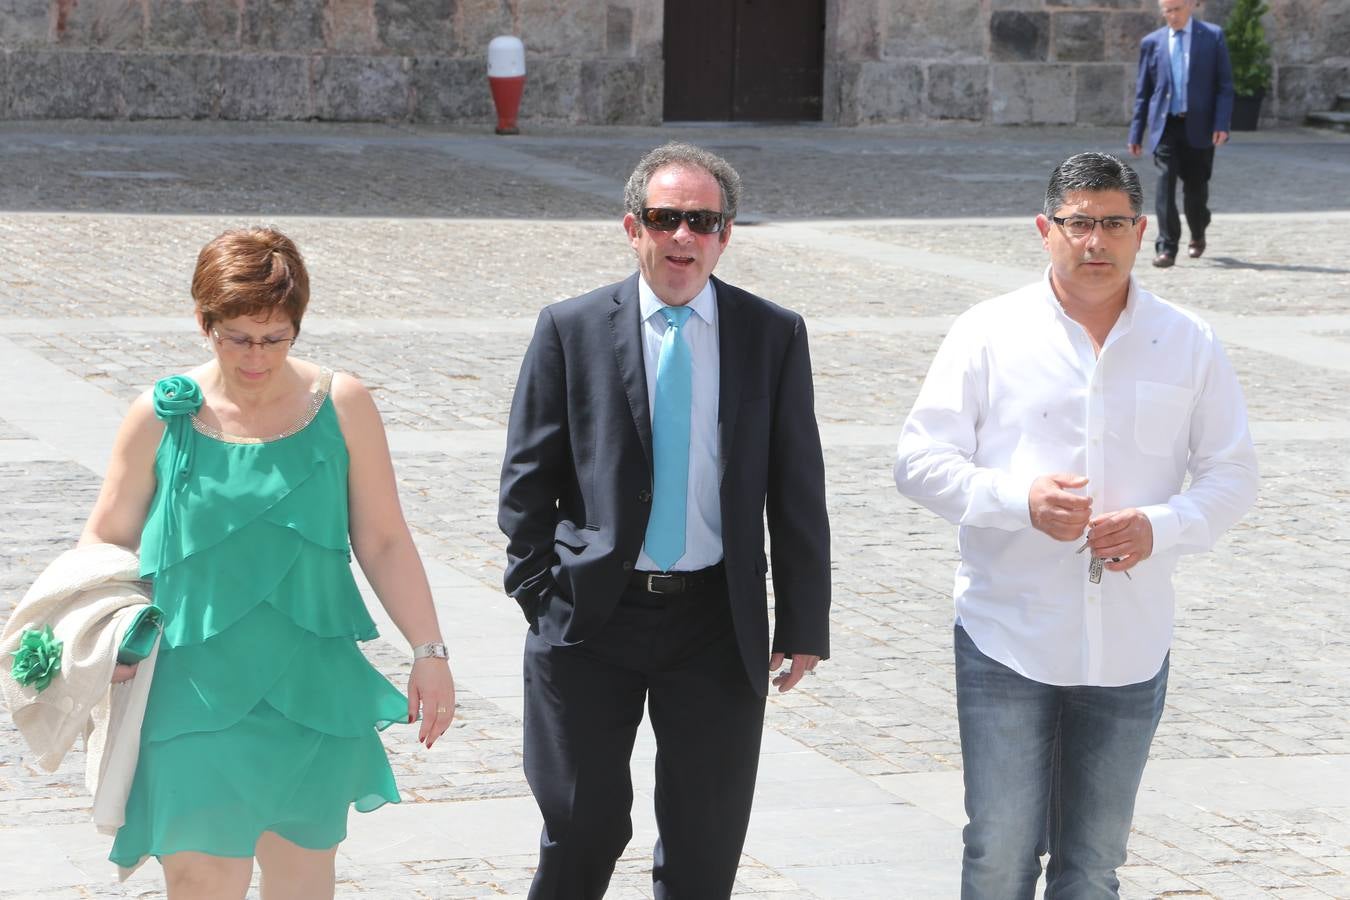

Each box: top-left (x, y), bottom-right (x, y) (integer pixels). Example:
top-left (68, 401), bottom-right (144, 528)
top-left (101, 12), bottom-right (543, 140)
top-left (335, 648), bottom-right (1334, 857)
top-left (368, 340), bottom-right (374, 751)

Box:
top-left (629, 562), bottom-right (725, 595)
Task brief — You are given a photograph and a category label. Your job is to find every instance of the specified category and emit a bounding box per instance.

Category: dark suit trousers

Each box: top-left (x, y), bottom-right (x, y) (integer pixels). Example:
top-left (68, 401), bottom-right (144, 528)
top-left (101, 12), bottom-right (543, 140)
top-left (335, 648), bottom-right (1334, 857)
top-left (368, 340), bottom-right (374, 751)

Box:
top-left (1153, 115), bottom-right (1216, 255)
top-left (522, 576), bottom-right (766, 900)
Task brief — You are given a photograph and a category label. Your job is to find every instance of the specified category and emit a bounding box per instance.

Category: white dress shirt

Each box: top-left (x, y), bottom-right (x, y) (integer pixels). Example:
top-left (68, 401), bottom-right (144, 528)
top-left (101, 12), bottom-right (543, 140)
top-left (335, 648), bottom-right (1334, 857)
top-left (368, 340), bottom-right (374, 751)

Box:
top-left (895, 270), bottom-right (1258, 686)
top-left (636, 276), bottom-right (723, 571)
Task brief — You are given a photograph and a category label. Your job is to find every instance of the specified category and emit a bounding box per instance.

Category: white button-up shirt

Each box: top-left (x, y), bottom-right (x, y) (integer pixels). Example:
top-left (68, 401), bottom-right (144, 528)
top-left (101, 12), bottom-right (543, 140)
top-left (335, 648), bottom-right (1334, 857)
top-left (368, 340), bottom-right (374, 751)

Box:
top-left (636, 276), bottom-right (723, 571)
top-left (895, 270), bottom-right (1258, 686)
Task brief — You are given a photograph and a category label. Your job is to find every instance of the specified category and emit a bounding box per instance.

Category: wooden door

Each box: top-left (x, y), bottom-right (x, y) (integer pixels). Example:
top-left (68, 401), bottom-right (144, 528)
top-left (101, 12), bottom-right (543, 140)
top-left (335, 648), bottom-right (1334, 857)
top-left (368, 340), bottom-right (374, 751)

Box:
top-left (663, 0), bottom-right (824, 122)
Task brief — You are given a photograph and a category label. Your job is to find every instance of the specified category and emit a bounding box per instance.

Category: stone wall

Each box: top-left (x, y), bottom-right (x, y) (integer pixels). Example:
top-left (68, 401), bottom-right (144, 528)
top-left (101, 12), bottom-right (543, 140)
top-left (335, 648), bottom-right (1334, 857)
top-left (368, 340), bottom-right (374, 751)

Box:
top-left (0, 0), bottom-right (1344, 124)
top-left (0, 0), bottom-right (665, 124)
top-left (1263, 0), bottom-right (1350, 125)
top-left (826, 0), bottom-right (1350, 126)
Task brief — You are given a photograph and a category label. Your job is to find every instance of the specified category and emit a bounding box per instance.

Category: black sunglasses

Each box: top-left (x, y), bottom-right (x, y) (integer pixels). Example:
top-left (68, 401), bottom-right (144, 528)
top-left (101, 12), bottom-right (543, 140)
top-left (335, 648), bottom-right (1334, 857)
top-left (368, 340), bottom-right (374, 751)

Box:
top-left (639, 207), bottom-right (726, 235)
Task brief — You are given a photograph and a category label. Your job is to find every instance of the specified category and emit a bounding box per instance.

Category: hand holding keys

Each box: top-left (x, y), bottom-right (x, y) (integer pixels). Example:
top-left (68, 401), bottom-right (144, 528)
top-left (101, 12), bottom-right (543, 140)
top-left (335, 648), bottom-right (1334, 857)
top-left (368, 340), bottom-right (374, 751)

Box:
top-left (1075, 533), bottom-right (1132, 582)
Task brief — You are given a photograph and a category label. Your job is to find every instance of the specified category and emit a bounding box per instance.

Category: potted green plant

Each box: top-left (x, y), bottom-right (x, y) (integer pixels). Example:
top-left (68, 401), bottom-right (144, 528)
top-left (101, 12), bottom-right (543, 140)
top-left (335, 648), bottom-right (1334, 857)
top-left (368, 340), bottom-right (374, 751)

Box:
top-left (1224, 0), bottom-right (1273, 130)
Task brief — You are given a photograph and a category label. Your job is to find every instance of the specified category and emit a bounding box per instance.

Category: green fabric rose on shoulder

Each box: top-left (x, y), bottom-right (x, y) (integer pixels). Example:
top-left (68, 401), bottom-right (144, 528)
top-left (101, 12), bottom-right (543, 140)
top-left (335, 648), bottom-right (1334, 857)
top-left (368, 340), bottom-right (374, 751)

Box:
top-left (152, 374), bottom-right (204, 484)
top-left (12, 624), bottom-right (62, 692)
top-left (152, 375), bottom-right (204, 420)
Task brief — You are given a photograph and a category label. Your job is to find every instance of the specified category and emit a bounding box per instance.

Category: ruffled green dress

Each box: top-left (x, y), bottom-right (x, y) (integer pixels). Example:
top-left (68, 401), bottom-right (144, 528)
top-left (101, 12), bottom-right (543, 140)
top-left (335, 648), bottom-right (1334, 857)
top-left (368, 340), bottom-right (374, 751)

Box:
top-left (110, 371), bottom-right (408, 866)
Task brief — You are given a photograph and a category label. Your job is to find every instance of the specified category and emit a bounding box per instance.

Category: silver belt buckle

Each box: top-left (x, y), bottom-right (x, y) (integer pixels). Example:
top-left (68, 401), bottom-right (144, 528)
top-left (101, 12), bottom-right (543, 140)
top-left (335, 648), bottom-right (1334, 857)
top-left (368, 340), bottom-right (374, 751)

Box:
top-left (647, 573), bottom-right (683, 593)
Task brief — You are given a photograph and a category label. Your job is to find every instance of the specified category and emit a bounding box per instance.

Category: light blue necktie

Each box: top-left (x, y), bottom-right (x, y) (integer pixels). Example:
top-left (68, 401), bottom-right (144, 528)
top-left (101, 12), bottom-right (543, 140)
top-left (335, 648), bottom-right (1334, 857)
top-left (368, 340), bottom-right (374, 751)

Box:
top-left (1169, 29), bottom-right (1186, 115)
top-left (644, 305), bottom-right (694, 572)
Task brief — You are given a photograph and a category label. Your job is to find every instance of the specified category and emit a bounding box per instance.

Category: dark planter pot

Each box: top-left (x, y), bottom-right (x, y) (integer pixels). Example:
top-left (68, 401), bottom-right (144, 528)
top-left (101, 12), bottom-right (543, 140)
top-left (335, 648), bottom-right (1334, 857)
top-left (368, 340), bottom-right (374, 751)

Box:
top-left (1231, 91), bottom-right (1265, 131)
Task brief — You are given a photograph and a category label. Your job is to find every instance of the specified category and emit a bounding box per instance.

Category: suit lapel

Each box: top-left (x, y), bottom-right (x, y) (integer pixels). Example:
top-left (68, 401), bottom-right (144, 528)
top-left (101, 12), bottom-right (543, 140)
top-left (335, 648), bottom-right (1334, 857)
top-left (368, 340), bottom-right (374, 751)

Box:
top-left (1159, 28), bottom-right (1173, 93)
top-left (610, 273), bottom-right (653, 469)
top-left (714, 276), bottom-right (743, 485)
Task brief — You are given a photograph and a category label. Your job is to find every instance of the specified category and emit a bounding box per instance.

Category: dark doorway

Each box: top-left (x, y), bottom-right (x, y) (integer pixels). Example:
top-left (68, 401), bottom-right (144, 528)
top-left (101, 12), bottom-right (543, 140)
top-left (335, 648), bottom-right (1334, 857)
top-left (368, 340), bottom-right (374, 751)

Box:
top-left (663, 0), bottom-right (824, 122)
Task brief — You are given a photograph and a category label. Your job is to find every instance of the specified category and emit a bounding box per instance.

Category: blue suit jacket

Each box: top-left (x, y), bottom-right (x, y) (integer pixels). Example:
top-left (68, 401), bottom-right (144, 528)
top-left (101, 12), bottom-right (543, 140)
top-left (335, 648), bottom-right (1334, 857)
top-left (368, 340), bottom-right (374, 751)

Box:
top-left (1129, 18), bottom-right (1234, 152)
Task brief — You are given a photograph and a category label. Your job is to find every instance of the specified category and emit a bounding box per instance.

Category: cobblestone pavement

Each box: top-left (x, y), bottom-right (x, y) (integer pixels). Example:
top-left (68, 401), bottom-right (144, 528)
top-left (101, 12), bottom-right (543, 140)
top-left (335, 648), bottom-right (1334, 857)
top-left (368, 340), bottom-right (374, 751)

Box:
top-left (1, 121), bottom-right (1348, 898)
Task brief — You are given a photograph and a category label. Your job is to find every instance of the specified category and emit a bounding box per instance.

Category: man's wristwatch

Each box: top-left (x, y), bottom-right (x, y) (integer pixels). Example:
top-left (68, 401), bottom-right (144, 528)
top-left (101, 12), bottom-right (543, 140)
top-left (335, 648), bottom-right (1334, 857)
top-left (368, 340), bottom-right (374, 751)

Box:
top-left (412, 641), bottom-right (449, 660)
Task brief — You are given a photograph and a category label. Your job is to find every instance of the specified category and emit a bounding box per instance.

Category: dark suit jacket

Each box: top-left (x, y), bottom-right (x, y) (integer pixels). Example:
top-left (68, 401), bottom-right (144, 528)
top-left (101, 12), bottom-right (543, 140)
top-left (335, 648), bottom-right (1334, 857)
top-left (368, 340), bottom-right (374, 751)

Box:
top-left (498, 273), bottom-right (831, 696)
top-left (1129, 18), bottom-right (1235, 153)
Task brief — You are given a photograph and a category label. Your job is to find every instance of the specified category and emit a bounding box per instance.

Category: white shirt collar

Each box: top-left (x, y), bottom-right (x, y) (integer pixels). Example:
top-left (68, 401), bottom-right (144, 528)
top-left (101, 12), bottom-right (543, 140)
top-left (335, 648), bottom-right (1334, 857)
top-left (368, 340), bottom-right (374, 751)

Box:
top-left (1172, 19), bottom-right (1192, 38)
top-left (1037, 265), bottom-right (1141, 339)
top-left (638, 275), bottom-right (716, 325)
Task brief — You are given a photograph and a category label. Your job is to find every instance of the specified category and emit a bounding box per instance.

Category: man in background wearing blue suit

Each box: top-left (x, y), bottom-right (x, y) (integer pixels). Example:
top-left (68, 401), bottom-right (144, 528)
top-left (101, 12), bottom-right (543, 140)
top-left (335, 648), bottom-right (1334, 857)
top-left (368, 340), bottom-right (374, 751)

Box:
top-left (1128, 0), bottom-right (1234, 268)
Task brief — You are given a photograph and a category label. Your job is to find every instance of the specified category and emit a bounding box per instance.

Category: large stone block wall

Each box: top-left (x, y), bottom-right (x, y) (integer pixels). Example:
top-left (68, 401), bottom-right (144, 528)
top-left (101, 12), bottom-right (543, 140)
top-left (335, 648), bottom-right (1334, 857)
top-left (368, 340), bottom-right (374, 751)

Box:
top-left (0, 0), bottom-right (1343, 124)
top-left (0, 0), bottom-right (665, 124)
top-left (826, 0), bottom-right (1350, 126)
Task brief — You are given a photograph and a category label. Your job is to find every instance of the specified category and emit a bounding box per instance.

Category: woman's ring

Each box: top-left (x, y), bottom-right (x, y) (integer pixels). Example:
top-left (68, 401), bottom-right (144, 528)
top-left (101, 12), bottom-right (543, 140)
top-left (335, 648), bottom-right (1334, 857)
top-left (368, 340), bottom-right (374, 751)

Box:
top-left (436, 706), bottom-right (448, 713)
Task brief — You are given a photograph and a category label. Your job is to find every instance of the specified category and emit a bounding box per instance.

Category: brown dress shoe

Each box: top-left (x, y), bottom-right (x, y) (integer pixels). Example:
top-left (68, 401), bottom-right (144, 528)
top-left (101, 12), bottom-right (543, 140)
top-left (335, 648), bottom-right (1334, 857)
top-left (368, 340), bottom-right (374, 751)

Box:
top-left (1188, 240), bottom-right (1206, 259)
top-left (1152, 252), bottom-right (1176, 268)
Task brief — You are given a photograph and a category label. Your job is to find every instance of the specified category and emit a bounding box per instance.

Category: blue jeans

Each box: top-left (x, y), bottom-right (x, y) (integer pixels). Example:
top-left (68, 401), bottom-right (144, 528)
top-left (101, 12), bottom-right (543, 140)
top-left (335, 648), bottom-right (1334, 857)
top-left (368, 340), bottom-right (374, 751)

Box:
top-left (954, 625), bottom-right (1168, 900)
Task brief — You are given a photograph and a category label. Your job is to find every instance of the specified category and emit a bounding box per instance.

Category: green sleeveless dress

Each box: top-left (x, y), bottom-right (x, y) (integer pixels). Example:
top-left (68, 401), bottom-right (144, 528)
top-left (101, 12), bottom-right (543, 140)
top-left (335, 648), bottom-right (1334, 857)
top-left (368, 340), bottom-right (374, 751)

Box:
top-left (110, 371), bottom-right (409, 867)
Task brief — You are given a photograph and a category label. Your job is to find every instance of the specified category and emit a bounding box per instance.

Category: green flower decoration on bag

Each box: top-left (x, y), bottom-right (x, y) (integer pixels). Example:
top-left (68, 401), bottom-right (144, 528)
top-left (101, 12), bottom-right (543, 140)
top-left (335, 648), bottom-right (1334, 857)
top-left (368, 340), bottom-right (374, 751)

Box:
top-left (12, 625), bottom-right (63, 692)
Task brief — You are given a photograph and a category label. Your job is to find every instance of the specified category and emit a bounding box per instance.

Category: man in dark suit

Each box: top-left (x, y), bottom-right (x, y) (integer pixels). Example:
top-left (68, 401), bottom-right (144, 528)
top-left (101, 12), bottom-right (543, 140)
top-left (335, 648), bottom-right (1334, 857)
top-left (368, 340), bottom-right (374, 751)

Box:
top-left (498, 142), bottom-right (831, 900)
top-left (1128, 0), bottom-right (1234, 268)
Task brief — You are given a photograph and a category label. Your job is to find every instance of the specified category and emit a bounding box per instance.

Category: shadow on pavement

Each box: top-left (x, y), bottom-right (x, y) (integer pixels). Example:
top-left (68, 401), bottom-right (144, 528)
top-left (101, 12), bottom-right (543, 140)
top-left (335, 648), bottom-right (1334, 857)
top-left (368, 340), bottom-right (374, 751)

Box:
top-left (1210, 257), bottom-right (1350, 275)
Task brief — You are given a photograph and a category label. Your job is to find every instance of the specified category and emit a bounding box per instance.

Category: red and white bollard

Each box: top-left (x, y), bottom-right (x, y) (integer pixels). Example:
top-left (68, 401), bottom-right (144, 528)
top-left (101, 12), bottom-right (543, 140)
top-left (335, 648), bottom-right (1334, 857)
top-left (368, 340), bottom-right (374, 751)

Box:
top-left (487, 35), bottom-right (525, 135)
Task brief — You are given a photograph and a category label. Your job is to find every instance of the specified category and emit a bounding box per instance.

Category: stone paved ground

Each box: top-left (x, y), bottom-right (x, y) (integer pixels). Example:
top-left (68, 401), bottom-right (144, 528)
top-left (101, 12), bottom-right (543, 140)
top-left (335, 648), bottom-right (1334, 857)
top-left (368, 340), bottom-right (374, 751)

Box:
top-left (1, 121), bottom-right (1348, 898)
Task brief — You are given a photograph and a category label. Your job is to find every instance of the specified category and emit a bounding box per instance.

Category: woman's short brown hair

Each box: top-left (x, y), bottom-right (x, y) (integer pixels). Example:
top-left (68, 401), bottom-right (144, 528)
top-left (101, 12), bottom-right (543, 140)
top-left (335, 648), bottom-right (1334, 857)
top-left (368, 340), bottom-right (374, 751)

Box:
top-left (192, 228), bottom-right (310, 333)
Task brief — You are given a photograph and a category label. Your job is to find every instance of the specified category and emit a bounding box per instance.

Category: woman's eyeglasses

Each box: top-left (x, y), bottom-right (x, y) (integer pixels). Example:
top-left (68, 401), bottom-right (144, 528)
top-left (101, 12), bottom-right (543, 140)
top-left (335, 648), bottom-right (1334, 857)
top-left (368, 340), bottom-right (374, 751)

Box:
top-left (212, 329), bottom-right (296, 353)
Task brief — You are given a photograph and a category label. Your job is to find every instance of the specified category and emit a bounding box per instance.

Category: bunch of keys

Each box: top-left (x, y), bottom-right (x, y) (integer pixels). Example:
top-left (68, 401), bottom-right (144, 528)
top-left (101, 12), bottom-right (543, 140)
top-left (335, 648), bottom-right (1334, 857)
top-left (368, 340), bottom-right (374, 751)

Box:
top-left (1076, 536), bottom-right (1132, 583)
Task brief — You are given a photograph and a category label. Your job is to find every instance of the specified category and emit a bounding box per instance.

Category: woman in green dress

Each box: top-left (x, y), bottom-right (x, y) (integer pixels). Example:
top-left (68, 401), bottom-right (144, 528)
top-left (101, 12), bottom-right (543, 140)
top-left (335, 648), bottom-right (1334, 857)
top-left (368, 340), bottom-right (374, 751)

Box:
top-left (79, 227), bottom-right (456, 899)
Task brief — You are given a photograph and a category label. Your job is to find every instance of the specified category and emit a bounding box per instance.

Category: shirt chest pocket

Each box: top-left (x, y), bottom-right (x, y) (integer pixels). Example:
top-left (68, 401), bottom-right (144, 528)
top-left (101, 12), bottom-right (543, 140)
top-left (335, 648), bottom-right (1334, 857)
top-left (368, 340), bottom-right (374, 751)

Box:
top-left (1134, 382), bottom-right (1193, 456)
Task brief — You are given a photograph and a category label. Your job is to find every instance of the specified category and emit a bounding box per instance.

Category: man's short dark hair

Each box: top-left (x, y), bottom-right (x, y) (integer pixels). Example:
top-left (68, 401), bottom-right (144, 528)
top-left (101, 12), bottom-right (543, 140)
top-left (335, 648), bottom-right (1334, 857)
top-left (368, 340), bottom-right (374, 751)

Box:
top-left (1044, 152), bottom-right (1144, 217)
top-left (623, 142), bottom-right (742, 222)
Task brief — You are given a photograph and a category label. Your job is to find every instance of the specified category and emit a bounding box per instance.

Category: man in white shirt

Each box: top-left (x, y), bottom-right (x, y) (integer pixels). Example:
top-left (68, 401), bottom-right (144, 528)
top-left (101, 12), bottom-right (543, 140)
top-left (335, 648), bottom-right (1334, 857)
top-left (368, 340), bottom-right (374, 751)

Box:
top-left (894, 152), bottom-right (1258, 898)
